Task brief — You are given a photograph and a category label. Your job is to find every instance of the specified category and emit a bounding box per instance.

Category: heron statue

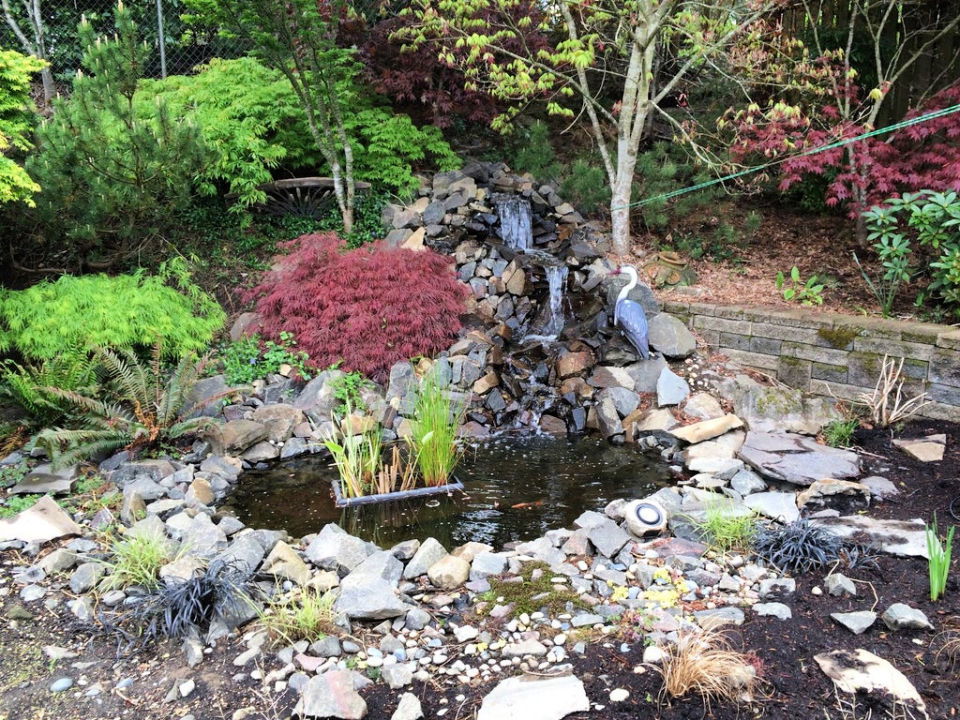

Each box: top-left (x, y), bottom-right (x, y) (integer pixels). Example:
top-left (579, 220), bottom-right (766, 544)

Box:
top-left (612, 265), bottom-right (650, 360)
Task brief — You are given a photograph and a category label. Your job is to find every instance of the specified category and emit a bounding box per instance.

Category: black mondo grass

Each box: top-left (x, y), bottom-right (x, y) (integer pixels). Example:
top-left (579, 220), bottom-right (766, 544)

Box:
top-left (109, 559), bottom-right (253, 647)
top-left (754, 519), bottom-right (878, 575)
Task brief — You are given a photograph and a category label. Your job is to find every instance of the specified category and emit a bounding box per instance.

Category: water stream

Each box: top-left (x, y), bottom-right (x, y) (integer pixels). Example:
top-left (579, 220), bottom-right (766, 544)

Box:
top-left (524, 264), bottom-right (568, 342)
top-left (494, 195), bottom-right (533, 251)
top-left (224, 436), bottom-right (669, 549)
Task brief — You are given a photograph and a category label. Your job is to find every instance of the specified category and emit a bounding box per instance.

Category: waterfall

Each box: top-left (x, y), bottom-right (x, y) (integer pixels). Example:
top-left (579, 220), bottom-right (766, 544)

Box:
top-left (495, 195), bottom-right (533, 250)
top-left (524, 264), bottom-right (568, 343)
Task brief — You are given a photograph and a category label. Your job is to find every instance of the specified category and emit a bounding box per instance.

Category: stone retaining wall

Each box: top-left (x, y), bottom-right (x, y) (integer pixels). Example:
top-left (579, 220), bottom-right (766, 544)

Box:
top-left (664, 301), bottom-right (960, 422)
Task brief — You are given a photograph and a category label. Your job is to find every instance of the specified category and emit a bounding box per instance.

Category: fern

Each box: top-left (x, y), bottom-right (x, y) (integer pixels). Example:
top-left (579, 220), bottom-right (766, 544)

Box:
top-left (0, 350), bottom-right (98, 426)
top-left (36, 346), bottom-right (231, 467)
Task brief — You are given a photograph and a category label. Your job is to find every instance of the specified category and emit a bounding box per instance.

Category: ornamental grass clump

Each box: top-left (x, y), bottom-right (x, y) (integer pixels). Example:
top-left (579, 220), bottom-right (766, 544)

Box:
top-left (692, 497), bottom-right (757, 554)
top-left (927, 515), bottom-right (955, 602)
top-left (657, 630), bottom-right (758, 707)
top-left (259, 589), bottom-right (337, 645)
top-left (102, 533), bottom-right (179, 591)
top-left (409, 370), bottom-right (465, 487)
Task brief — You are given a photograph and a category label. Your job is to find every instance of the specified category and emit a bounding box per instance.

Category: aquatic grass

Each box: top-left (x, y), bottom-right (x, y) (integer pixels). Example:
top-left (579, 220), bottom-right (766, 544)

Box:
top-left (927, 515), bottom-right (955, 602)
top-left (410, 370), bottom-right (465, 487)
top-left (322, 398), bottom-right (382, 498)
top-left (374, 445), bottom-right (417, 495)
top-left (259, 589), bottom-right (337, 645)
top-left (693, 497), bottom-right (757, 554)
top-left (101, 532), bottom-right (180, 590)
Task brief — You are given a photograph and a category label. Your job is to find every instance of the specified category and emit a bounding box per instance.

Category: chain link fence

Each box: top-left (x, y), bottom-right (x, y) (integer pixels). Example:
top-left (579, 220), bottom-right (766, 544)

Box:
top-left (1, 0), bottom-right (246, 81)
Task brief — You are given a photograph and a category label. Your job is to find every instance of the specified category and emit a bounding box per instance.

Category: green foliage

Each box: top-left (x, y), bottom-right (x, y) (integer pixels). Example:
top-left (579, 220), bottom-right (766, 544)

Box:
top-left (926, 515), bottom-right (955, 602)
top-left (479, 561), bottom-right (585, 616)
top-left (409, 370), bottom-right (464, 487)
top-left (0, 351), bottom-right (98, 427)
top-left (510, 121), bottom-right (561, 181)
top-left (259, 589), bottom-right (336, 645)
top-left (0, 493), bottom-right (42, 518)
top-left (36, 346), bottom-right (224, 468)
top-left (822, 419), bottom-right (858, 448)
top-left (632, 143), bottom-right (723, 231)
top-left (137, 57), bottom-right (310, 210)
top-left (221, 332), bottom-right (311, 385)
top-left (775, 266), bottom-right (825, 305)
top-left (323, 403), bottom-right (382, 499)
top-left (0, 460), bottom-right (28, 490)
top-left (693, 497), bottom-right (757, 554)
top-left (26, 5), bottom-right (207, 262)
top-left (0, 49), bottom-right (44, 205)
top-left (0, 259), bottom-right (224, 361)
top-left (560, 159), bottom-right (610, 216)
top-left (316, 190), bottom-right (391, 249)
top-left (329, 371), bottom-right (372, 416)
top-left (102, 532), bottom-right (179, 590)
top-left (862, 190), bottom-right (960, 318)
top-left (669, 224), bottom-right (744, 264)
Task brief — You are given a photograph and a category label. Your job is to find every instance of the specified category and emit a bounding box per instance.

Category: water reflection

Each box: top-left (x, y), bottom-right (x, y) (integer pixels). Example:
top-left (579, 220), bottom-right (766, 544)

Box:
top-left (224, 436), bottom-right (670, 549)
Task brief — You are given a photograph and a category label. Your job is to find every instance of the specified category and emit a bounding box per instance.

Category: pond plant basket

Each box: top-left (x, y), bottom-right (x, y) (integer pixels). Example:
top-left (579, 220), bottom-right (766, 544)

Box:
top-left (331, 476), bottom-right (465, 508)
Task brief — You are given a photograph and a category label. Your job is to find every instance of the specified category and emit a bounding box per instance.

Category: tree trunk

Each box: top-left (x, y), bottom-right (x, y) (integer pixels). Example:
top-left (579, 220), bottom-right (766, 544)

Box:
top-left (609, 138), bottom-right (639, 255)
top-left (39, 65), bottom-right (54, 107)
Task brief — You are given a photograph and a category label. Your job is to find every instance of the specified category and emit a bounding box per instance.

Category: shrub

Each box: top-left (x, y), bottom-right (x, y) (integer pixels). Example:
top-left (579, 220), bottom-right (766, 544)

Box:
top-left (862, 190), bottom-right (960, 318)
top-left (0, 259), bottom-right (224, 361)
top-left (26, 5), bottom-right (207, 263)
top-left (0, 49), bottom-right (45, 205)
top-left (249, 233), bottom-right (467, 381)
top-left (37, 346), bottom-right (226, 467)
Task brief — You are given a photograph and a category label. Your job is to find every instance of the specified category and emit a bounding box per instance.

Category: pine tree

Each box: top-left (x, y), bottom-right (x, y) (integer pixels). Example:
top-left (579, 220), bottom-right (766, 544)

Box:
top-left (27, 2), bottom-right (207, 266)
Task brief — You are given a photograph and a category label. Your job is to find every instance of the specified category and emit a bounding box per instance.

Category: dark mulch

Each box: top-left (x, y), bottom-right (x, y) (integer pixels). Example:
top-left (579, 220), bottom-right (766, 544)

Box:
top-left (2, 418), bottom-right (958, 719)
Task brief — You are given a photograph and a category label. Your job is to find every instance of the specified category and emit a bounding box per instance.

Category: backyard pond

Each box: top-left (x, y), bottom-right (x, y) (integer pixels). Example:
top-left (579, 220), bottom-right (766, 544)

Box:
top-left (224, 436), bottom-right (672, 548)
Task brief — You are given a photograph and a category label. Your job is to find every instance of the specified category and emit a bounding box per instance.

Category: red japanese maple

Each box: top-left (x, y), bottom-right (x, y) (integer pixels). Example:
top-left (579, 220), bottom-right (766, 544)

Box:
top-left (248, 233), bottom-right (468, 381)
top-left (730, 77), bottom-right (960, 215)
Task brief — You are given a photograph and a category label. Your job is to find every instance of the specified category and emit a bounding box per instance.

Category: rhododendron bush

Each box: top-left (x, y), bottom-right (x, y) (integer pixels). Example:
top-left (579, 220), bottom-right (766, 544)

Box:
top-left (249, 233), bottom-right (468, 380)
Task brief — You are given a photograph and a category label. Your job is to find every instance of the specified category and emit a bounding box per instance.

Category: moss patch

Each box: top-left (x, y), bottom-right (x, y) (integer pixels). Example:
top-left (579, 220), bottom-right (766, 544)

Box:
top-left (478, 561), bottom-right (586, 616)
top-left (817, 326), bottom-right (859, 349)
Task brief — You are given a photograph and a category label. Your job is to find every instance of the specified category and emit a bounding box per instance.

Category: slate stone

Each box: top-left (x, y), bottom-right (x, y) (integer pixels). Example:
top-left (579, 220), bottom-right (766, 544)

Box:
top-left (881, 603), bottom-right (933, 631)
top-left (657, 368), bottom-right (690, 407)
top-left (403, 537), bottom-right (447, 579)
top-left (739, 431), bottom-right (860, 485)
top-left (294, 671), bottom-right (367, 719)
top-left (830, 611), bottom-right (877, 634)
top-left (476, 674), bottom-right (590, 720)
top-left (647, 313), bottom-right (697, 359)
top-left (305, 524), bottom-right (376, 575)
top-left (586, 519), bottom-right (631, 558)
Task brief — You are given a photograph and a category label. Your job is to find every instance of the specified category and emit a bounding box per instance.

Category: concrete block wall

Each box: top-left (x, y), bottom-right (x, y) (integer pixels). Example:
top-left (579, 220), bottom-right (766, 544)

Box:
top-left (664, 301), bottom-right (960, 422)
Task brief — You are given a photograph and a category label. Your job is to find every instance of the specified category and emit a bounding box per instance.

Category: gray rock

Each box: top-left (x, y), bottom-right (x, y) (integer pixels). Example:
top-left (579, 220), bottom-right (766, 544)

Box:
top-left (595, 392), bottom-right (623, 438)
top-left (311, 636), bottom-right (342, 658)
top-left (50, 677), bottom-right (74, 692)
top-left (814, 648), bottom-right (927, 719)
top-left (657, 368), bottom-right (690, 407)
top-left (335, 552), bottom-right (408, 620)
top-left (241, 441), bottom-right (279, 463)
top-left (427, 554), bottom-right (470, 590)
top-left (180, 513), bottom-right (228, 559)
top-left (812, 516), bottom-right (928, 558)
top-left (187, 374), bottom-right (234, 418)
top-left (261, 541), bottom-right (311, 586)
top-left (69, 562), bottom-right (105, 594)
top-left (694, 606), bottom-right (745, 629)
top-left (391, 693), bottom-right (423, 720)
top-left (754, 602), bottom-right (792, 620)
top-left (502, 639), bottom-right (548, 657)
top-left (207, 420), bottom-right (268, 455)
top-left (110, 460), bottom-right (175, 487)
top-left (684, 392), bottom-right (725, 421)
top-left (477, 674), bottom-right (589, 720)
top-left (306, 524), bottom-right (376, 575)
top-left (739, 431), bottom-right (860, 486)
top-left (743, 491), bottom-right (799, 523)
top-left (825, 573), bottom-right (857, 597)
top-left (881, 603), bottom-right (933, 631)
top-left (403, 538), bottom-right (447, 579)
top-left (294, 670), bottom-right (367, 719)
top-left (9, 470), bottom-right (74, 496)
top-left (470, 552), bottom-right (508, 580)
top-left (571, 613), bottom-right (604, 628)
top-left (861, 476), bottom-right (899, 500)
top-left (604, 276), bottom-right (661, 315)
top-left (390, 540), bottom-right (420, 561)
top-left (213, 533), bottom-right (266, 580)
top-left (759, 577), bottom-right (796, 599)
top-left (293, 370), bottom-right (342, 417)
top-left (719, 374), bottom-right (841, 435)
top-left (0, 496), bottom-right (83, 544)
top-left (587, 519), bottom-right (631, 558)
top-left (404, 608), bottom-right (431, 631)
top-left (730, 468), bottom-right (767, 495)
top-left (647, 313), bottom-right (696, 359)
top-left (252, 403), bottom-right (305, 443)
top-left (381, 663), bottom-right (413, 689)
top-left (831, 611), bottom-right (876, 634)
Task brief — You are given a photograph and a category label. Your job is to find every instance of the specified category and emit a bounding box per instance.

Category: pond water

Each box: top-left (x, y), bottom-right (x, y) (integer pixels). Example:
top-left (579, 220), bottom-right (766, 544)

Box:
top-left (224, 436), bottom-right (671, 549)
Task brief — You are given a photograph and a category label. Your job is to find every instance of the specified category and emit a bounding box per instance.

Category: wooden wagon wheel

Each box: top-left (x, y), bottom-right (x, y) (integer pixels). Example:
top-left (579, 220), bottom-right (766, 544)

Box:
top-left (252, 177), bottom-right (372, 219)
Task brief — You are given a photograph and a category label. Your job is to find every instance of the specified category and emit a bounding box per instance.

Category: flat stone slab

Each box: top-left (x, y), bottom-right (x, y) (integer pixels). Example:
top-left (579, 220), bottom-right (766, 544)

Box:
top-left (0, 496), bottom-right (82, 543)
top-left (812, 516), bottom-right (928, 558)
top-left (9, 473), bottom-right (74, 496)
top-left (739, 431), bottom-right (860, 485)
top-left (814, 649), bottom-right (927, 719)
top-left (477, 674), bottom-right (590, 720)
top-left (670, 414), bottom-right (744, 445)
top-left (892, 434), bottom-right (946, 462)
top-left (831, 611), bottom-right (876, 634)
top-left (744, 491), bottom-right (799, 523)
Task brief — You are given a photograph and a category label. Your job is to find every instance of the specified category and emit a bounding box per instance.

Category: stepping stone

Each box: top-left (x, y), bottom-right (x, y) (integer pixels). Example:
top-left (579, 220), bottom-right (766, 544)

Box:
top-left (797, 479), bottom-right (871, 508)
top-left (815, 649), bottom-right (926, 719)
top-left (0, 496), bottom-right (82, 543)
top-left (812, 516), bottom-right (927, 558)
top-left (892, 434), bottom-right (946, 462)
top-left (830, 611), bottom-right (876, 634)
top-left (477, 674), bottom-right (589, 720)
top-left (739, 431), bottom-right (860, 486)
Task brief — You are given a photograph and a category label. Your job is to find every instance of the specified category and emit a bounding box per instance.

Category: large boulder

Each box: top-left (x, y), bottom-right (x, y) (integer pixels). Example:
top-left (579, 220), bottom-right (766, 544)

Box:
top-left (206, 420), bottom-right (268, 455)
top-left (305, 524), bottom-right (376, 575)
top-left (739, 431), bottom-right (860, 486)
top-left (294, 370), bottom-right (344, 420)
top-left (252, 404), bottom-right (306, 443)
top-left (718, 374), bottom-right (841, 435)
top-left (647, 313), bottom-right (697, 359)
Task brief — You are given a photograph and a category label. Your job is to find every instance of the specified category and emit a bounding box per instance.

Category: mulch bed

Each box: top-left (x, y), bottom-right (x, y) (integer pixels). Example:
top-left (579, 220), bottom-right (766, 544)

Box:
top-left (2, 418), bottom-right (958, 720)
